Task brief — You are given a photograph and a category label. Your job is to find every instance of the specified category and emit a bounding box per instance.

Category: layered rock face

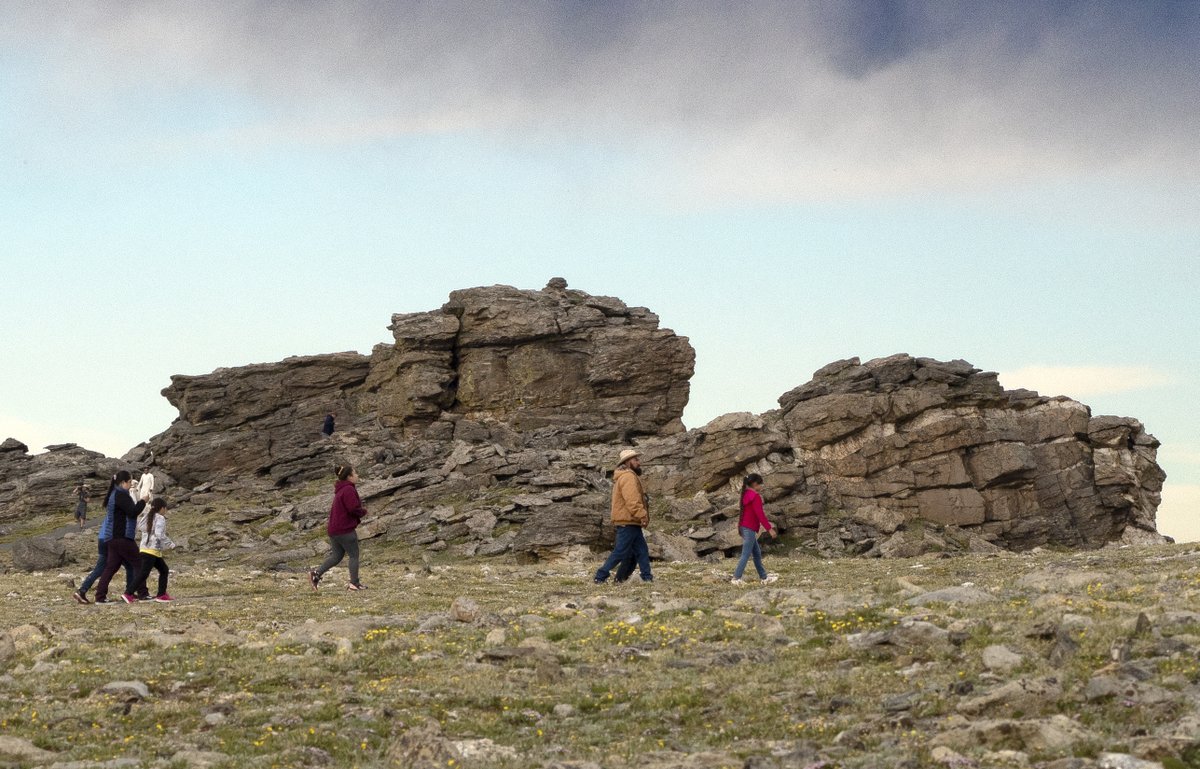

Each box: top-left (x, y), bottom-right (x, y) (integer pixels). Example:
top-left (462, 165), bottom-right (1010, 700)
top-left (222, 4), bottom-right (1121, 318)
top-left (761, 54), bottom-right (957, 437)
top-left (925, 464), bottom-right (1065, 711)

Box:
top-left (737, 355), bottom-right (1163, 553)
top-left (138, 280), bottom-right (695, 487)
top-left (363, 280), bottom-right (694, 439)
top-left (0, 438), bottom-right (121, 528)
top-left (2, 282), bottom-right (1166, 563)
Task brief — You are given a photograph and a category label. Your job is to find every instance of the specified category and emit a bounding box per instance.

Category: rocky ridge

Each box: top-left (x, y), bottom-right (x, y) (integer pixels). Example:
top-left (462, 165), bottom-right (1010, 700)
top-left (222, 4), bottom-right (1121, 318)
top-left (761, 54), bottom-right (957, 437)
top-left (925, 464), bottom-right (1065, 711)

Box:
top-left (1, 280), bottom-right (1167, 569)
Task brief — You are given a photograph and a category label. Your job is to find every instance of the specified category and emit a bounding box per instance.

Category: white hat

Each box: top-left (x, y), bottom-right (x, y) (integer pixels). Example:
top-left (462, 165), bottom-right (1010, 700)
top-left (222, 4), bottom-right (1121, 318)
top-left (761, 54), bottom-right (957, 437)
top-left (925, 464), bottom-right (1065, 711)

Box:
top-left (615, 448), bottom-right (641, 468)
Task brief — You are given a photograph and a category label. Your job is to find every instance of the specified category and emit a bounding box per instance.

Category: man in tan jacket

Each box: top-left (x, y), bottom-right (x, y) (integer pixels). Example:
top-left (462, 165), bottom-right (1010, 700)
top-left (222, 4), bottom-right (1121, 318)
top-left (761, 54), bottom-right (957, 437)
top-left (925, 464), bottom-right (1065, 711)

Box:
top-left (593, 448), bottom-right (653, 584)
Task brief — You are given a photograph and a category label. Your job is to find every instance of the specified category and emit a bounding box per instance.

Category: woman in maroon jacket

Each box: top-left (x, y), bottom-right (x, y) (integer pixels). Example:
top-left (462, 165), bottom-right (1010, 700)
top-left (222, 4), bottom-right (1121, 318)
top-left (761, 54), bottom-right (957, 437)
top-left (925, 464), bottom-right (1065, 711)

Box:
top-left (309, 465), bottom-right (368, 591)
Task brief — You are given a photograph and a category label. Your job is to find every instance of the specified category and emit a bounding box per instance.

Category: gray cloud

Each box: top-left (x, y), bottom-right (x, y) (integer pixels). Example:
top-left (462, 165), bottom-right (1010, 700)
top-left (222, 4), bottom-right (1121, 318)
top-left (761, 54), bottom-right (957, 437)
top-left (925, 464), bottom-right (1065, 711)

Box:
top-left (8, 1), bottom-right (1199, 199)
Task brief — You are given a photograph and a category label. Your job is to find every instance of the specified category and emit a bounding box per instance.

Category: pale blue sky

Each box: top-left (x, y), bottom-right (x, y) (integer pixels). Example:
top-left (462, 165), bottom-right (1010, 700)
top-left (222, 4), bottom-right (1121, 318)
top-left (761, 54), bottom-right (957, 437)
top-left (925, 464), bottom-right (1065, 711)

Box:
top-left (2, 1), bottom-right (1197, 540)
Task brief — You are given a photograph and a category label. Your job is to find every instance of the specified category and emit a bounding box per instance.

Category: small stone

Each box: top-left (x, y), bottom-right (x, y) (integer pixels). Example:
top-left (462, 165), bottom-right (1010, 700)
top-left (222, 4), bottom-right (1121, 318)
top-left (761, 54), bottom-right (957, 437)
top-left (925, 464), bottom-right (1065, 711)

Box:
top-left (931, 746), bottom-right (967, 765)
top-left (1097, 753), bottom-right (1163, 769)
top-left (100, 680), bottom-right (150, 700)
top-left (204, 712), bottom-right (227, 726)
top-left (485, 628), bottom-right (507, 646)
top-left (982, 644), bottom-right (1024, 673)
top-left (552, 703), bottom-right (576, 718)
top-left (171, 749), bottom-right (230, 768)
top-left (450, 597), bottom-right (481, 623)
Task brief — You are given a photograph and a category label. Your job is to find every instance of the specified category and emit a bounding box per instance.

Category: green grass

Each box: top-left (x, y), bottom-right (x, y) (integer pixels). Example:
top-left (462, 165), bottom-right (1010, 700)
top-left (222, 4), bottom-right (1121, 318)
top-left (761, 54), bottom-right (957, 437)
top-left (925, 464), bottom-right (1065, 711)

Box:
top-left (3, 541), bottom-right (1200, 767)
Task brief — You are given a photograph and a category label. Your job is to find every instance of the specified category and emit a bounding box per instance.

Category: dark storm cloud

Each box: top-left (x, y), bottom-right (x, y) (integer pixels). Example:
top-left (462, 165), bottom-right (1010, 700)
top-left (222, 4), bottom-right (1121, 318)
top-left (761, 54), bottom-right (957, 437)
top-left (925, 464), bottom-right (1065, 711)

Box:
top-left (7, 1), bottom-right (1199, 199)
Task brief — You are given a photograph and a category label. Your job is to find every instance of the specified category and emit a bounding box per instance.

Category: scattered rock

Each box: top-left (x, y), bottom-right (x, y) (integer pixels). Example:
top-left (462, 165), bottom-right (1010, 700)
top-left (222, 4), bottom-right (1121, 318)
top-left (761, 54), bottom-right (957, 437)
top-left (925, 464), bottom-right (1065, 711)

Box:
top-left (450, 596), bottom-right (481, 623)
top-left (385, 718), bottom-right (462, 769)
top-left (170, 750), bottom-right (231, 768)
top-left (1097, 754), bottom-right (1164, 769)
top-left (907, 585), bottom-right (995, 606)
top-left (0, 735), bottom-right (56, 763)
top-left (99, 680), bottom-right (150, 700)
top-left (12, 536), bottom-right (68, 571)
top-left (982, 644), bottom-right (1024, 673)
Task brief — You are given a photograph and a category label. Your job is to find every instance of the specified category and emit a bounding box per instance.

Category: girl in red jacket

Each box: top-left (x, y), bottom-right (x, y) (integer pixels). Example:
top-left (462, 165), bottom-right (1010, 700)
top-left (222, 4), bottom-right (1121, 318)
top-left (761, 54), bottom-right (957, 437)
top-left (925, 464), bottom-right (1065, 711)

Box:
top-left (731, 473), bottom-right (779, 585)
top-left (309, 464), bottom-right (368, 591)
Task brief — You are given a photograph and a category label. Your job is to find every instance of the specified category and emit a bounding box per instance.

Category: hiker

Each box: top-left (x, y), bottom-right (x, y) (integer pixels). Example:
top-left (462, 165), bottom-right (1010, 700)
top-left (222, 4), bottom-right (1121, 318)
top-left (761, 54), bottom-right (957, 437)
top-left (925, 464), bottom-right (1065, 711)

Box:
top-left (73, 482), bottom-right (88, 529)
top-left (131, 498), bottom-right (175, 602)
top-left (309, 464), bottom-right (367, 591)
top-left (730, 473), bottom-right (778, 585)
top-left (322, 412), bottom-right (335, 437)
top-left (72, 477), bottom-right (138, 604)
top-left (93, 470), bottom-right (150, 604)
top-left (593, 448), bottom-right (653, 584)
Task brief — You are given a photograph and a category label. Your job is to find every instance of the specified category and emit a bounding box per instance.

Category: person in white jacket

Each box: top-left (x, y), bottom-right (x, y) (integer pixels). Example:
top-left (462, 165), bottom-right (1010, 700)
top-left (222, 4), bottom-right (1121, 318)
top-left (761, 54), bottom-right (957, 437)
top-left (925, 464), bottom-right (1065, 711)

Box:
top-left (132, 498), bottom-right (175, 602)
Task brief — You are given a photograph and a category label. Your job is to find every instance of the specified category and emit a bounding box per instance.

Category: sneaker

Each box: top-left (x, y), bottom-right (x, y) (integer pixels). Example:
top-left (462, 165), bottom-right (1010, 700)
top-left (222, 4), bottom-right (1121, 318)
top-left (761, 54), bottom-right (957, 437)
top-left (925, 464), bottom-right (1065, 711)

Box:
top-left (72, 590), bottom-right (90, 605)
top-left (730, 578), bottom-right (746, 585)
top-left (154, 594), bottom-right (173, 602)
top-left (593, 577), bottom-right (606, 585)
top-left (761, 573), bottom-right (779, 584)
top-left (346, 583), bottom-right (368, 591)
top-left (136, 594), bottom-right (151, 601)
top-left (94, 598), bottom-right (108, 604)
top-left (308, 569), bottom-right (320, 591)
top-left (121, 594), bottom-right (139, 603)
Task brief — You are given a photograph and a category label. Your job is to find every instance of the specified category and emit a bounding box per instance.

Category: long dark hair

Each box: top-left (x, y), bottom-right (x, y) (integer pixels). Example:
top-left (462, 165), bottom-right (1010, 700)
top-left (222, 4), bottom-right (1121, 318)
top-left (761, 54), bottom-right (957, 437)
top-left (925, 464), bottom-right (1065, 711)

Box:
top-left (103, 470), bottom-right (132, 509)
top-left (335, 464), bottom-right (354, 482)
top-left (740, 473), bottom-right (764, 512)
top-left (144, 498), bottom-right (167, 539)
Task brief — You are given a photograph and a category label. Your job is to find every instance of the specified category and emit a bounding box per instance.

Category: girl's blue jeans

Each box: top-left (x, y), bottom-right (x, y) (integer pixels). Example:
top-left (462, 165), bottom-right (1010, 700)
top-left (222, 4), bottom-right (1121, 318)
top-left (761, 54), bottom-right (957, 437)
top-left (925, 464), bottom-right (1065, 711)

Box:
top-left (733, 526), bottom-right (766, 580)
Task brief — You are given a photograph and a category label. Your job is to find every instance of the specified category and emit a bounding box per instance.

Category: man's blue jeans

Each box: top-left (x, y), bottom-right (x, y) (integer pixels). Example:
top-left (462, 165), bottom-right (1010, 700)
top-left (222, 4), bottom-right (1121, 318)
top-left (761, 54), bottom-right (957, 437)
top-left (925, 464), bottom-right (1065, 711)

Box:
top-left (733, 526), bottom-right (766, 580)
top-left (78, 539), bottom-right (134, 597)
top-left (595, 525), bottom-right (652, 583)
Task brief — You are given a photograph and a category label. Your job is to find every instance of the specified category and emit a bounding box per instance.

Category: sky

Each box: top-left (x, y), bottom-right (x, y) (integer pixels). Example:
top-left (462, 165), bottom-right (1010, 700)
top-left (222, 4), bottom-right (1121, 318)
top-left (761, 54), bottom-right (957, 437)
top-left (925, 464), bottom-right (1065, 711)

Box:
top-left (2, 1), bottom-right (1197, 540)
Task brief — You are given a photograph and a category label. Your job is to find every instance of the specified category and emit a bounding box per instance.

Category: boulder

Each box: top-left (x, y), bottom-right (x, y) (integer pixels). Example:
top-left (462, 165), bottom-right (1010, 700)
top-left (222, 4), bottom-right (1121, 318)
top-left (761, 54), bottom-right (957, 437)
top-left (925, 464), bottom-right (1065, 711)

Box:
top-left (12, 536), bottom-right (68, 571)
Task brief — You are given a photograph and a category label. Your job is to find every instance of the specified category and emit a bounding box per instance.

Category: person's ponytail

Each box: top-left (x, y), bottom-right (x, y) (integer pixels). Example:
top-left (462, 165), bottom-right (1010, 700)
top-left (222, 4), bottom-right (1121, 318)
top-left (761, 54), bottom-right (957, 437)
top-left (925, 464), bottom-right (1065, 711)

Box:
top-left (740, 473), bottom-right (764, 513)
top-left (103, 470), bottom-right (132, 509)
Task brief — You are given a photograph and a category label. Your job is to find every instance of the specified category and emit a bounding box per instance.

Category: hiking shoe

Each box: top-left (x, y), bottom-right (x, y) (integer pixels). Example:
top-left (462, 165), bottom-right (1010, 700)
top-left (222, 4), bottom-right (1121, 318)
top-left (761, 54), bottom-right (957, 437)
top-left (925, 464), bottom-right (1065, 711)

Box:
top-left (761, 573), bottom-right (779, 584)
top-left (154, 594), bottom-right (173, 602)
top-left (72, 590), bottom-right (90, 605)
top-left (121, 594), bottom-right (139, 603)
top-left (730, 578), bottom-right (746, 586)
top-left (346, 583), bottom-right (368, 591)
top-left (593, 577), bottom-right (606, 585)
top-left (95, 598), bottom-right (108, 604)
top-left (308, 569), bottom-right (320, 591)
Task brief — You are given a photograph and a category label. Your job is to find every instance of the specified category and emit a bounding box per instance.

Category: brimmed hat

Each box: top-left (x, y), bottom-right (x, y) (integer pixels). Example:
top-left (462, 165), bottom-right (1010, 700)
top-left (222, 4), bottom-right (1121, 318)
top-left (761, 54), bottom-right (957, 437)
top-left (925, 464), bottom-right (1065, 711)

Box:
top-left (615, 448), bottom-right (641, 468)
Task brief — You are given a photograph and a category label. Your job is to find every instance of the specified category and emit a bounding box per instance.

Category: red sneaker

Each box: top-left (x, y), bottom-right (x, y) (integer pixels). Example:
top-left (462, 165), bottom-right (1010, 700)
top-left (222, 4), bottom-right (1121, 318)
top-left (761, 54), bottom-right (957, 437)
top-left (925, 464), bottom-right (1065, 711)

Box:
top-left (154, 594), bottom-right (173, 603)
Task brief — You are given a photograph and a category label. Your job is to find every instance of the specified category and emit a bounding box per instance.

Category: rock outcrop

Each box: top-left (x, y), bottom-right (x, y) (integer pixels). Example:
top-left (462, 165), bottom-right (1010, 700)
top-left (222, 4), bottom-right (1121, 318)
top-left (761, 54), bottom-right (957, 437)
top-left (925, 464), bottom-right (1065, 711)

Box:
top-left (710, 355), bottom-right (1164, 553)
top-left (0, 439), bottom-right (121, 526)
top-left (139, 280), bottom-right (694, 487)
top-left (0, 281), bottom-right (1167, 563)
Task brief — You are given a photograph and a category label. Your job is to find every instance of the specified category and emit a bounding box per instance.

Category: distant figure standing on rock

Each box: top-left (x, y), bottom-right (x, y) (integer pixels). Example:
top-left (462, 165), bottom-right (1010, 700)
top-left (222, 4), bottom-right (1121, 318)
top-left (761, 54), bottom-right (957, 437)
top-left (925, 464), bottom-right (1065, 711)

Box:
top-left (73, 482), bottom-right (88, 529)
top-left (730, 473), bottom-right (778, 585)
top-left (93, 470), bottom-right (150, 604)
top-left (309, 464), bottom-right (368, 591)
top-left (594, 448), bottom-right (653, 584)
top-left (322, 412), bottom-right (335, 438)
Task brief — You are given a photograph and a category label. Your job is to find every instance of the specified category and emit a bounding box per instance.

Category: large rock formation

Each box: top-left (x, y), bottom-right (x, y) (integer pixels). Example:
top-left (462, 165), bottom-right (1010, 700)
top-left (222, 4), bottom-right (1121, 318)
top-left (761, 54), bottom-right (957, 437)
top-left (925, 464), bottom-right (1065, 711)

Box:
top-left (0, 281), bottom-right (1167, 563)
top-left (141, 280), bottom-right (695, 487)
top-left (0, 439), bottom-right (122, 527)
top-left (661, 355), bottom-right (1165, 554)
